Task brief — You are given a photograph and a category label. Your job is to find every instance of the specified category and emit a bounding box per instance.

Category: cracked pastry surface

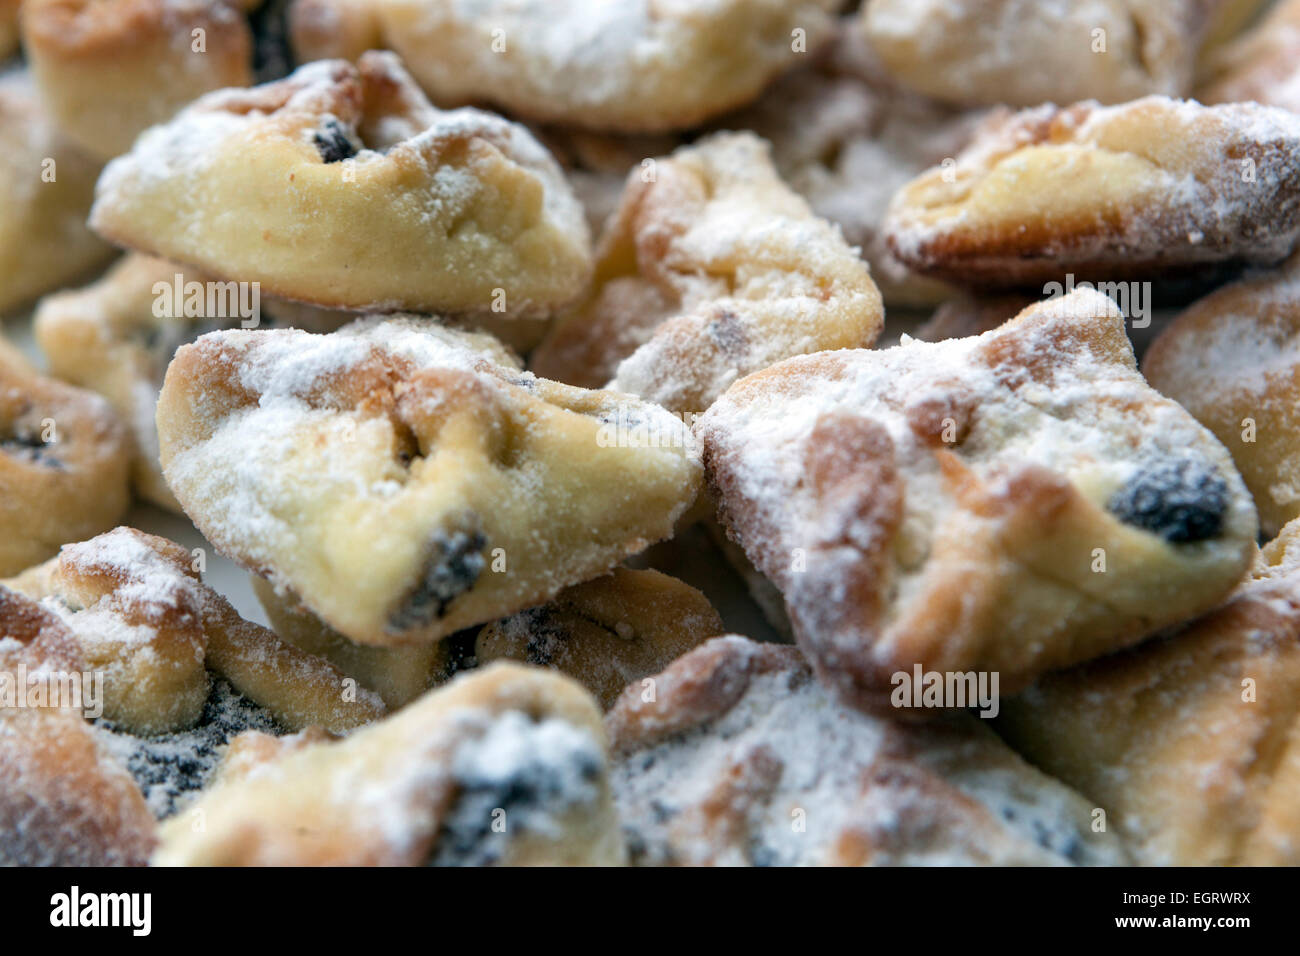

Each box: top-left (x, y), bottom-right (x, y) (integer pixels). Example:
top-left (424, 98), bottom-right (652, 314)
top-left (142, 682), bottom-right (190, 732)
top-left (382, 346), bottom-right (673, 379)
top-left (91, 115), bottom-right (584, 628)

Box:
top-left (0, 586), bottom-right (158, 865)
top-left (375, 0), bottom-right (839, 133)
top-left (1200, 0), bottom-right (1300, 115)
top-left (884, 96), bottom-right (1300, 288)
top-left (33, 253), bottom-right (351, 511)
top-left (157, 316), bottom-right (702, 647)
top-left (998, 517), bottom-right (1300, 866)
top-left (531, 132), bottom-right (884, 416)
top-left (153, 663), bottom-right (626, 865)
top-left (475, 567), bottom-right (724, 709)
top-left (0, 70), bottom-right (114, 315)
top-left (1144, 252), bottom-right (1300, 538)
top-left (860, 0), bottom-right (1212, 109)
top-left (4, 527), bottom-right (385, 734)
top-left (89, 51), bottom-right (592, 315)
top-left (20, 0), bottom-right (255, 161)
top-left (696, 289), bottom-right (1257, 713)
top-left (0, 337), bottom-right (131, 577)
top-left (608, 636), bottom-right (1130, 866)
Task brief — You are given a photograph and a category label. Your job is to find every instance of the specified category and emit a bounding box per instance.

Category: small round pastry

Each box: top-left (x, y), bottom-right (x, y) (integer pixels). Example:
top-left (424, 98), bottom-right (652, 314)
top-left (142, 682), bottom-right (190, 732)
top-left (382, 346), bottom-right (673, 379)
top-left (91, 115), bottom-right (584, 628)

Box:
top-left (1143, 253), bottom-right (1300, 538)
top-left (0, 339), bottom-right (131, 577)
top-left (89, 51), bottom-right (592, 316)
top-left (33, 253), bottom-right (352, 511)
top-left (156, 316), bottom-right (702, 648)
top-left (696, 289), bottom-right (1258, 714)
top-left (999, 516), bottom-right (1300, 866)
top-left (531, 132), bottom-right (884, 416)
top-left (0, 586), bottom-right (158, 865)
top-left (884, 96), bottom-right (1300, 288)
top-left (1200, 0), bottom-right (1300, 115)
top-left (289, 0), bottom-right (384, 62)
top-left (20, 0), bottom-right (255, 161)
top-left (0, 70), bottom-right (114, 315)
top-left (860, 0), bottom-right (1209, 108)
top-left (4, 527), bottom-right (386, 735)
top-left (376, 0), bottom-right (839, 133)
top-left (608, 636), bottom-right (1130, 866)
top-left (153, 663), bottom-right (627, 865)
top-left (475, 567), bottom-right (723, 709)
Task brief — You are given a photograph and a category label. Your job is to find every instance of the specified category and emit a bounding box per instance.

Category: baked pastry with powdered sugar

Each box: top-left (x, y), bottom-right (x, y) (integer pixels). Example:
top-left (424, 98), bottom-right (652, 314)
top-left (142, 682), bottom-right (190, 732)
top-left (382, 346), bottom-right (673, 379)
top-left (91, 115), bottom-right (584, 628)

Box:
top-left (156, 316), bottom-right (702, 647)
top-left (697, 289), bottom-right (1257, 713)
top-left (89, 51), bottom-right (592, 315)
top-left (608, 636), bottom-right (1130, 866)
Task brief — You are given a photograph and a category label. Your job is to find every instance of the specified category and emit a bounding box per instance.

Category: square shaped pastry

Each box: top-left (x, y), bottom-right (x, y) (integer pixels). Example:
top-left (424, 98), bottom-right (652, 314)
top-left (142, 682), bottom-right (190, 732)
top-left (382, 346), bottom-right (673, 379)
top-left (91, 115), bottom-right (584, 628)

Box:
top-left (697, 289), bottom-right (1257, 712)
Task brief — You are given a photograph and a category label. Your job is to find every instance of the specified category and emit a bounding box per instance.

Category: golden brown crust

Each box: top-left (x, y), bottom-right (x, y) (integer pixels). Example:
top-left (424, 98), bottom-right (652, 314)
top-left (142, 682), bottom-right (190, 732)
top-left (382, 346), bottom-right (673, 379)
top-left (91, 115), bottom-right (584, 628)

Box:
top-left (253, 575), bottom-right (446, 709)
top-left (89, 52), bottom-right (593, 316)
top-left (532, 132), bottom-right (884, 416)
top-left (154, 663), bottom-right (627, 865)
top-left (0, 586), bottom-right (157, 865)
top-left (1200, 0), bottom-right (1300, 114)
top-left (0, 338), bottom-right (132, 577)
top-left (0, 71), bottom-right (114, 314)
top-left (21, 0), bottom-right (254, 160)
top-left (157, 317), bottom-right (702, 647)
top-left (884, 97), bottom-right (1300, 287)
top-left (289, 0), bottom-right (385, 62)
top-left (998, 517), bottom-right (1300, 865)
top-left (4, 527), bottom-right (385, 735)
top-left (1144, 253), bottom-right (1300, 537)
top-left (475, 567), bottom-right (723, 709)
top-left (698, 290), bottom-right (1258, 712)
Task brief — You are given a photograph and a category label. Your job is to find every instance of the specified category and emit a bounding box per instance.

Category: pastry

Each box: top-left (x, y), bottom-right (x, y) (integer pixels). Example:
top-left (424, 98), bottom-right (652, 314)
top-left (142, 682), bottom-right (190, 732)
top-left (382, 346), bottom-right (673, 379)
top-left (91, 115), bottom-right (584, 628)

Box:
top-left (254, 574), bottom-right (447, 708)
top-left (0, 0), bottom-right (19, 60)
top-left (4, 526), bottom-right (386, 734)
top-left (0, 337), bottom-right (131, 576)
top-left (153, 663), bottom-right (627, 865)
top-left (156, 316), bottom-right (702, 647)
top-left (0, 70), bottom-right (114, 315)
top-left (608, 636), bottom-right (1130, 866)
top-left (531, 133), bottom-right (884, 416)
top-left (20, 0), bottom-right (255, 161)
top-left (289, 0), bottom-right (383, 62)
top-left (998, 517), bottom-right (1300, 865)
top-left (696, 289), bottom-right (1258, 713)
top-left (915, 293), bottom-right (1038, 343)
top-left (33, 253), bottom-right (351, 511)
top-left (0, 586), bottom-right (158, 865)
top-left (860, 0), bottom-right (1210, 108)
top-left (1144, 252), bottom-right (1300, 538)
top-left (89, 51), bottom-right (592, 316)
top-left (376, 0), bottom-right (839, 133)
top-left (721, 24), bottom-right (977, 308)
top-left (884, 96), bottom-right (1300, 288)
top-left (474, 567), bottom-right (723, 709)
top-left (1200, 0), bottom-right (1300, 115)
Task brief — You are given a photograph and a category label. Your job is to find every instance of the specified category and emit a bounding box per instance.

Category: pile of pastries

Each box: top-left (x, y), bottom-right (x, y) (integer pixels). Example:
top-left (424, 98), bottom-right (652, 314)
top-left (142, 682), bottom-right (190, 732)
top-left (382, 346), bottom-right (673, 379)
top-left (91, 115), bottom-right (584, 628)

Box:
top-left (2, 0), bottom-right (1299, 867)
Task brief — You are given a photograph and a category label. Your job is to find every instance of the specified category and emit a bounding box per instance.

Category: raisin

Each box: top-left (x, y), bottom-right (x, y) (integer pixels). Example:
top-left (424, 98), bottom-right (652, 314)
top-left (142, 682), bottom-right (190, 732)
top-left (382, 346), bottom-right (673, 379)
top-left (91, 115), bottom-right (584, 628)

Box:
top-left (388, 526), bottom-right (487, 632)
top-left (1, 432), bottom-right (62, 469)
top-left (313, 119), bottom-right (358, 164)
top-left (1107, 459), bottom-right (1229, 543)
